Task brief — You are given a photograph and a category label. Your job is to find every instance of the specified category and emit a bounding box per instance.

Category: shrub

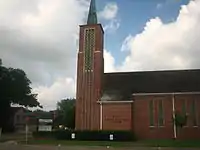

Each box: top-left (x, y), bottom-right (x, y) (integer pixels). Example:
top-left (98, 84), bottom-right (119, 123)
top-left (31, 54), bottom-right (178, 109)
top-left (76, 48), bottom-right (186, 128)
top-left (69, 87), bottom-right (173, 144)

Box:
top-left (54, 130), bottom-right (71, 140)
top-left (174, 112), bottom-right (188, 128)
top-left (74, 130), bottom-right (135, 141)
top-left (32, 131), bottom-right (54, 139)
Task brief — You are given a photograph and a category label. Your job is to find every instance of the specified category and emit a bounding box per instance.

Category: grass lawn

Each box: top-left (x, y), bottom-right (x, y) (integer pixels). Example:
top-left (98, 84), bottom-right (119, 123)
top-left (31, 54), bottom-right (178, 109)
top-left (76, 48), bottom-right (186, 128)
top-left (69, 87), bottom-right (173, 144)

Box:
top-left (21, 139), bottom-right (135, 147)
top-left (20, 139), bottom-right (200, 148)
top-left (140, 139), bottom-right (200, 147)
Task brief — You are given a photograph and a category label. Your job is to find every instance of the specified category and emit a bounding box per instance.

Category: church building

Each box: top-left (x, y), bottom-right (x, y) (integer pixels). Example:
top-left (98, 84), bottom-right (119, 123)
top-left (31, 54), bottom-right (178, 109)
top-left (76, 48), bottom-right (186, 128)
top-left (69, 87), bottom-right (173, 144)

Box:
top-left (75, 0), bottom-right (200, 139)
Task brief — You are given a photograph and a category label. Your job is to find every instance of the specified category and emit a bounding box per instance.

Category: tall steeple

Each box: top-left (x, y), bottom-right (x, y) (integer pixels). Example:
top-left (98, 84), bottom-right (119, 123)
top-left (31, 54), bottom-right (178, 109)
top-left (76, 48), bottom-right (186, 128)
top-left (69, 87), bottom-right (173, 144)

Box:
top-left (76, 0), bottom-right (104, 130)
top-left (87, 0), bottom-right (98, 25)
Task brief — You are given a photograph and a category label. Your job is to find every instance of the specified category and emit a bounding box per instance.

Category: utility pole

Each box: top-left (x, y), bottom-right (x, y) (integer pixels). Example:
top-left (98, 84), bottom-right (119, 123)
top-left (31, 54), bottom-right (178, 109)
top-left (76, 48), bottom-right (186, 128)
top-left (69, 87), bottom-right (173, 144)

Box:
top-left (0, 127), bottom-right (2, 139)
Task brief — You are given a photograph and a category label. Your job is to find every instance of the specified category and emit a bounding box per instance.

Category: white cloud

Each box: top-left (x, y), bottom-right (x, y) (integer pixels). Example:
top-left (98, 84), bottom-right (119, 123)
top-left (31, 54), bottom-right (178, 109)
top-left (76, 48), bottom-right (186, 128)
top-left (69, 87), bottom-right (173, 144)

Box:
top-left (103, 19), bottom-right (120, 33)
top-left (104, 50), bottom-right (116, 72)
top-left (118, 0), bottom-right (200, 72)
top-left (98, 2), bottom-right (120, 32)
top-left (33, 77), bottom-right (76, 110)
top-left (0, 0), bottom-right (89, 109)
top-left (156, 3), bottom-right (163, 9)
top-left (99, 2), bottom-right (118, 20)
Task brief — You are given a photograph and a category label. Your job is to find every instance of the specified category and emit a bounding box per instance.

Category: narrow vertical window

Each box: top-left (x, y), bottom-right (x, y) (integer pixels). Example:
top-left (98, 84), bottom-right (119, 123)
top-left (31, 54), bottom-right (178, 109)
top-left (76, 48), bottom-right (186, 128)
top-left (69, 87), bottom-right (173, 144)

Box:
top-left (149, 100), bottom-right (154, 127)
top-left (191, 100), bottom-right (197, 127)
top-left (158, 100), bottom-right (164, 126)
top-left (182, 99), bottom-right (187, 126)
top-left (84, 28), bottom-right (95, 71)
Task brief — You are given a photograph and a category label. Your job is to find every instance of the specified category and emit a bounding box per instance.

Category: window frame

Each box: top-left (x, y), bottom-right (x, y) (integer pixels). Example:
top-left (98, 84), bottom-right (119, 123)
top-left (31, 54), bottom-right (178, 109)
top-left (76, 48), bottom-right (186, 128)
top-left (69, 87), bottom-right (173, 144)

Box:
top-left (149, 100), bottom-right (155, 127)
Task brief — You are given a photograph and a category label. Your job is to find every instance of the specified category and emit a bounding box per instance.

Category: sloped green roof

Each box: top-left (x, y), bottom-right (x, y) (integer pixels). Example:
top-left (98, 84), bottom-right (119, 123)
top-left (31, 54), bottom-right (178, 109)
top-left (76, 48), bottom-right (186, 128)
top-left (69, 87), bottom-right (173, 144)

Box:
top-left (87, 0), bottom-right (98, 25)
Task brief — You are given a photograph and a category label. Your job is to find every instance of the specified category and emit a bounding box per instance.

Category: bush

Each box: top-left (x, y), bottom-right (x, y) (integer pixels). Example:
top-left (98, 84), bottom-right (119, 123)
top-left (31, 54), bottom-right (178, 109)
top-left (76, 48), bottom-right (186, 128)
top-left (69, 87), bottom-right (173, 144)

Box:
top-left (32, 131), bottom-right (54, 139)
top-left (32, 130), bottom-right (136, 141)
top-left (54, 130), bottom-right (72, 140)
top-left (74, 130), bottom-right (135, 141)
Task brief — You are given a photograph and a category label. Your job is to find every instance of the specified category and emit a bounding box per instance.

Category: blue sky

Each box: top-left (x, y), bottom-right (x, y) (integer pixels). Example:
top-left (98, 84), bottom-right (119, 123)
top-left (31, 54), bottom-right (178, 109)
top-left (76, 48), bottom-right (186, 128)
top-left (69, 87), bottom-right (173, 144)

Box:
top-left (97, 0), bottom-right (190, 65)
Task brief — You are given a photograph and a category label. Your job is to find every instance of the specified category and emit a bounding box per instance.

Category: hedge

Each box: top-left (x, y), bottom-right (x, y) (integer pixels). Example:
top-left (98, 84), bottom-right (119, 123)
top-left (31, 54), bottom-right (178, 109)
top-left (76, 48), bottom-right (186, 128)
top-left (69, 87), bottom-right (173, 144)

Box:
top-left (32, 131), bottom-right (54, 139)
top-left (32, 130), bottom-right (136, 141)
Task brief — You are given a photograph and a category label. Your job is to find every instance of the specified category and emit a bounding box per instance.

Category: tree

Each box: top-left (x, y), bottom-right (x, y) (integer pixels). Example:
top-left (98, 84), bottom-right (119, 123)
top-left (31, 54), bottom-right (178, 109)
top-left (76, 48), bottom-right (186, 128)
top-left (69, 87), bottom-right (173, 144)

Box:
top-left (33, 109), bottom-right (53, 119)
top-left (55, 98), bottom-right (75, 129)
top-left (173, 111), bottom-right (188, 139)
top-left (174, 111), bottom-right (188, 128)
top-left (0, 60), bottom-right (41, 131)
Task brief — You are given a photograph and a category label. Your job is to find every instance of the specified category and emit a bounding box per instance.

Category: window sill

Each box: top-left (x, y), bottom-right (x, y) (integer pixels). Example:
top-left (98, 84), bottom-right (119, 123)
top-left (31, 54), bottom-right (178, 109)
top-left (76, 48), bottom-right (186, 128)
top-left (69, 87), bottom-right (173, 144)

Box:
top-left (158, 126), bottom-right (165, 128)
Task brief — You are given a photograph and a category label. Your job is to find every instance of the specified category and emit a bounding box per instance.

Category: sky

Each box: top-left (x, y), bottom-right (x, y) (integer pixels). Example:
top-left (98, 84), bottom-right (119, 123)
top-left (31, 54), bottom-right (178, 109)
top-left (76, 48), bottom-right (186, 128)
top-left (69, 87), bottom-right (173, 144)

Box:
top-left (0, 0), bottom-right (200, 110)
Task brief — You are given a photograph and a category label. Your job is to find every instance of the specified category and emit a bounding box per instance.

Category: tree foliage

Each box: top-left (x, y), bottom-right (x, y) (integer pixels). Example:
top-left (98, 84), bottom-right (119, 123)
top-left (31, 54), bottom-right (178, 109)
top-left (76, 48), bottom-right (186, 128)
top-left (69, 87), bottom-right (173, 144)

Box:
top-left (174, 111), bottom-right (188, 128)
top-left (0, 59), bottom-right (41, 131)
top-left (55, 98), bottom-right (75, 129)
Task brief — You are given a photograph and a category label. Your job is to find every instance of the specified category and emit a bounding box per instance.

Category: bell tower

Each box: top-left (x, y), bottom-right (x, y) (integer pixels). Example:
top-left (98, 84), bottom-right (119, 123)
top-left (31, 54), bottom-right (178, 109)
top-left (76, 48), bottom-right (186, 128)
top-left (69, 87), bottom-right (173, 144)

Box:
top-left (75, 0), bottom-right (104, 130)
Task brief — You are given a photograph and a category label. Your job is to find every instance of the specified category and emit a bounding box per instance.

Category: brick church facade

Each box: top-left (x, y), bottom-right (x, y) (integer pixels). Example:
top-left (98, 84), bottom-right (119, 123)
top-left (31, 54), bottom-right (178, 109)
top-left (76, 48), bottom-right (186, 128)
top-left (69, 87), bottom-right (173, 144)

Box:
top-left (75, 0), bottom-right (200, 139)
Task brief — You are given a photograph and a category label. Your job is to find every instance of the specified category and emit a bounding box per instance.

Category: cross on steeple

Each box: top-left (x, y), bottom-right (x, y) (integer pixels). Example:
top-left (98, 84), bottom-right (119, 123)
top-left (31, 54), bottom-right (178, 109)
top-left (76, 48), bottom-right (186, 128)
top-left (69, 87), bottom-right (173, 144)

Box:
top-left (87, 0), bottom-right (98, 25)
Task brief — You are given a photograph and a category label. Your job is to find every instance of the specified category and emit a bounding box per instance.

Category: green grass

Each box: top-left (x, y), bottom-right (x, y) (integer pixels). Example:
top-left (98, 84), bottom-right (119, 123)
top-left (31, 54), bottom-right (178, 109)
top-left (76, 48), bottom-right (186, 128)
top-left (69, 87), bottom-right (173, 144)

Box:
top-left (138, 139), bottom-right (200, 147)
top-left (20, 139), bottom-right (200, 148)
top-left (21, 139), bottom-right (136, 147)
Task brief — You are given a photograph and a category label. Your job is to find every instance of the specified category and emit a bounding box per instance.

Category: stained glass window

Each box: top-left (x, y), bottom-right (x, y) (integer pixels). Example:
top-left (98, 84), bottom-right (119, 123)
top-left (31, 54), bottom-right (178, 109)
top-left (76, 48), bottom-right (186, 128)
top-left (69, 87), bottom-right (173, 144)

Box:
top-left (84, 28), bottom-right (95, 71)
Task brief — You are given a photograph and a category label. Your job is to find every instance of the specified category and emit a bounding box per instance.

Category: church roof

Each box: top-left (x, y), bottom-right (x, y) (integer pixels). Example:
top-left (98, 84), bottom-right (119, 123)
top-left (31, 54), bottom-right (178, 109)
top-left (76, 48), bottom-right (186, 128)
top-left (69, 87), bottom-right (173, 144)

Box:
top-left (102, 69), bottom-right (200, 100)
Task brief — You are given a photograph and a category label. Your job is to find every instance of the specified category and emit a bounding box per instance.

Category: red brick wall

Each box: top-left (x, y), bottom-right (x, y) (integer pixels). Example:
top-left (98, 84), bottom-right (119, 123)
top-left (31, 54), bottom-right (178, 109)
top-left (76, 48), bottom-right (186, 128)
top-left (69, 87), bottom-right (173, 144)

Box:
top-left (133, 94), bottom-right (200, 140)
top-left (133, 95), bottom-right (174, 139)
top-left (102, 102), bottom-right (133, 130)
top-left (174, 94), bottom-right (200, 139)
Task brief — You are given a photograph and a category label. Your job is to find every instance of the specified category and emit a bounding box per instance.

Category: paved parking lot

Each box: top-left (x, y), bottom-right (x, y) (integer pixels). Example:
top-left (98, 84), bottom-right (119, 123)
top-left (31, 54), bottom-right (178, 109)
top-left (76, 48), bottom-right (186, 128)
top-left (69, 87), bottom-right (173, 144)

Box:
top-left (1, 143), bottom-right (200, 150)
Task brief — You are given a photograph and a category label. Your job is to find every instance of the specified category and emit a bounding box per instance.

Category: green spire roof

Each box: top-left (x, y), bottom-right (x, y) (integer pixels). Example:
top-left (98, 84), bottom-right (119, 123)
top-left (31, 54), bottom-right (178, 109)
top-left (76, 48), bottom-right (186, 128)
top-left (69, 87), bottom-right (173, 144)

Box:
top-left (87, 0), bottom-right (98, 25)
